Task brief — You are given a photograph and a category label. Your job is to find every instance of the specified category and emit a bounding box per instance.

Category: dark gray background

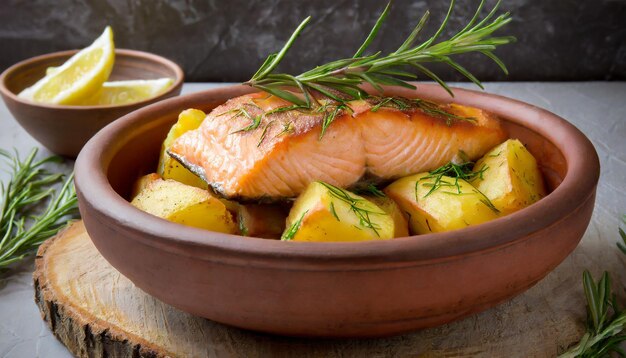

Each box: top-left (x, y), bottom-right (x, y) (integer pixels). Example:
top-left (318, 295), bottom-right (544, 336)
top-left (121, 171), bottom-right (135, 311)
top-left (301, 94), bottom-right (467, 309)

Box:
top-left (1, 0), bottom-right (625, 82)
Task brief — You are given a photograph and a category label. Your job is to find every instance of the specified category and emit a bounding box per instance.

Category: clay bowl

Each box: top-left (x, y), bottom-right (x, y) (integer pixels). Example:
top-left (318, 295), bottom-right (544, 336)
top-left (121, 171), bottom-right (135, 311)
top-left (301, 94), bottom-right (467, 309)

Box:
top-left (0, 49), bottom-right (183, 158)
top-left (74, 84), bottom-right (599, 338)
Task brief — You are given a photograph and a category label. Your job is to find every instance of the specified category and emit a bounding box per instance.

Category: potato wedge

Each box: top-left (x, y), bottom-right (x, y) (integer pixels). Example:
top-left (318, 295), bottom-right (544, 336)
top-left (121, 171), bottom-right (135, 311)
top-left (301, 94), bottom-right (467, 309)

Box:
top-left (471, 139), bottom-right (546, 214)
top-left (157, 109), bottom-right (207, 189)
top-left (384, 173), bottom-right (499, 234)
top-left (131, 174), bottom-right (237, 234)
top-left (363, 194), bottom-right (409, 238)
top-left (236, 204), bottom-right (289, 239)
top-left (283, 182), bottom-right (395, 242)
top-left (131, 172), bottom-right (160, 198)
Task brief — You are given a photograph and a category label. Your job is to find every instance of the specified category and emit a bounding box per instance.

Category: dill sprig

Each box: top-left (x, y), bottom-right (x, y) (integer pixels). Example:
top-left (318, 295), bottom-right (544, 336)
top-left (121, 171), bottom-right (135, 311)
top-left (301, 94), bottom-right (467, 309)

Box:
top-left (415, 159), bottom-right (498, 213)
top-left (281, 210), bottom-right (307, 241)
top-left (318, 181), bottom-right (384, 236)
top-left (358, 184), bottom-right (386, 198)
top-left (559, 271), bottom-right (626, 358)
top-left (0, 148), bottom-right (78, 271)
top-left (371, 96), bottom-right (476, 125)
top-left (245, 0), bottom-right (513, 107)
top-left (276, 121), bottom-right (295, 137)
top-left (316, 102), bottom-right (354, 139)
top-left (217, 106), bottom-right (264, 134)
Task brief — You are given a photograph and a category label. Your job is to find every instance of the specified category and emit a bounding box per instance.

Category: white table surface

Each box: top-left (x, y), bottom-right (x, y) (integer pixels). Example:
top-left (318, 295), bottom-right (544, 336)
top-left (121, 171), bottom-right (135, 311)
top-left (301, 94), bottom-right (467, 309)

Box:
top-left (0, 82), bottom-right (625, 357)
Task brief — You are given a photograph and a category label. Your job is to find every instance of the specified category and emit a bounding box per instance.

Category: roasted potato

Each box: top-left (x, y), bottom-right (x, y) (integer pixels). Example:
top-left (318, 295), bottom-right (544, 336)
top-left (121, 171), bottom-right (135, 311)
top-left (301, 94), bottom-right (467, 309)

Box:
top-left (131, 174), bottom-right (237, 234)
top-left (283, 181), bottom-right (395, 242)
top-left (236, 204), bottom-right (289, 239)
top-left (471, 139), bottom-right (546, 214)
top-left (131, 172), bottom-right (161, 198)
top-left (157, 109), bottom-right (207, 189)
top-left (384, 173), bottom-right (499, 234)
top-left (363, 194), bottom-right (410, 238)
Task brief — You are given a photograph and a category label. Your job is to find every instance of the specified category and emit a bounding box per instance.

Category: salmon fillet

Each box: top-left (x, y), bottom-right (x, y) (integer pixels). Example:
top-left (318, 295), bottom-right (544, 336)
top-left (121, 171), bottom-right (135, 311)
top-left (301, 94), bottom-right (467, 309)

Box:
top-left (168, 92), bottom-right (507, 200)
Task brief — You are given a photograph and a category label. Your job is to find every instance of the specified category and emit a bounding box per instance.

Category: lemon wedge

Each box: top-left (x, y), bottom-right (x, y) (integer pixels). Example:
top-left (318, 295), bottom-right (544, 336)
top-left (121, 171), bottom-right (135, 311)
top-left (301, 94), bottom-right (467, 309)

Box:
top-left (18, 27), bottom-right (115, 105)
top-left (78, 78), bottom-right (174, 106)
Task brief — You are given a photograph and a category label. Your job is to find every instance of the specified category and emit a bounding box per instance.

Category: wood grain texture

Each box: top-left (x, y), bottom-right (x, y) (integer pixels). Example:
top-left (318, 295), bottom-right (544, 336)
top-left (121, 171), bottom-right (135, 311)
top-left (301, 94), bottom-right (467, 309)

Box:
top-left (32, 220), bottom-right (604, 357)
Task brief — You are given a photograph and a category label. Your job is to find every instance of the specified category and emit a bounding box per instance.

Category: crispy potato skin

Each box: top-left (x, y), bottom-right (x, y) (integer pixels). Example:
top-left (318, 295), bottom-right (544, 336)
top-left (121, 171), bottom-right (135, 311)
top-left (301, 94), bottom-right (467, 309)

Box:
top-left (284, 182), bottom-right (395, 242)
top-left (471, 139), bottom-right (546, 215)
top-left (384, 173), bottom-right (499, 234)
top-left (131, 174), bottom-right (237, 234)
top-left (158, 109), bottom-right (207, 189)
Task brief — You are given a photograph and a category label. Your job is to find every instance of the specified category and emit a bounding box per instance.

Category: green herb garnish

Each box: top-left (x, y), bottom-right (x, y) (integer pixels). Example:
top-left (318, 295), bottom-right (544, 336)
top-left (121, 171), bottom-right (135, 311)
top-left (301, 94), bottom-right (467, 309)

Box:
top-left (356, 184), bottom-right (386, 198)
top-left (276, 121), bottom-right (295, 137)
top-left (0, 149), bottom-right (78, 270)
top-left (245, 0), bottom-right (513, 134)
top-left (318, 182), bottom-right (384, 236)
top-left (617, 215), bottom-right (626, 255)
top-left (329, 202), bottom-right (339, 221)
top-left (558, 271), bottom-right (626, 357)
top-left (415, 160), bottom-right (498, 213)
top-left (281, 210), bottom-right (308, 241)
top-left (371, 96), bottom-right (476, 125)
top-left (317, 102), bottom-right (353, 139)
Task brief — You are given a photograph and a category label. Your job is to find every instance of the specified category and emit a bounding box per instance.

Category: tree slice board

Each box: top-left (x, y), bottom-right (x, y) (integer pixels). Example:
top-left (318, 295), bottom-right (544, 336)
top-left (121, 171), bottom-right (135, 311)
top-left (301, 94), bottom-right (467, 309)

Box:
top-left (34, 221), bottom-right (589, 358)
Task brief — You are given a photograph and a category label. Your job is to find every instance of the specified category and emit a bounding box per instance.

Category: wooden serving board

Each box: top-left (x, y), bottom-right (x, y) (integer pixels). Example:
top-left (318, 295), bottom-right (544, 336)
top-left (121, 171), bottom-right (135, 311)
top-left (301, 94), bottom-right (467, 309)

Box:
top-left (34, 221), bottom-right (588, 357)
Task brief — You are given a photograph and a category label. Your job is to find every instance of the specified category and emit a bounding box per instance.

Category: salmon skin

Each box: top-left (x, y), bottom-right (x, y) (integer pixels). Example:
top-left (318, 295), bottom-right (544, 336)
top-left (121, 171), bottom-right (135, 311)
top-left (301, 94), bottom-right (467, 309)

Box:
top-left (168, 92), bottom-right (507, 201)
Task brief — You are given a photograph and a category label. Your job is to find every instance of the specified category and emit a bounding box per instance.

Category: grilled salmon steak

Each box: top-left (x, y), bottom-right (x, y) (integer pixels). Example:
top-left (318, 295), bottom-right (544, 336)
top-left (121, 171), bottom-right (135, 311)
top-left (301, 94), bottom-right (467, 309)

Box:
top-left (168, 92), bottom-right (507, 200)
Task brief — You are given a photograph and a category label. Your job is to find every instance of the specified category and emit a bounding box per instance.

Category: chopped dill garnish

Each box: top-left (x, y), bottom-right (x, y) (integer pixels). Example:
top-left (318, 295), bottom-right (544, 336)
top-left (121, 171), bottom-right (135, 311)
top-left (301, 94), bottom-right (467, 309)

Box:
top-left (318, 181), bottom-right (384, 236)
top-left (412, 99), bottom-right (476, 125)
top-left (276, 121), bottom-right (295, 137)
top-left (217, 105), bottom-right (264, 134)
top-left (415, 160), bottom-right (499, 213)
top-left (370, 96), bottom-right (475, 125)
top-left (370, 96), bottom-right (412, 112)
top-left (257, 120), bottom-right (274, 147)
top-left (281, 210), bottom-right (308, 241)
top-left (317, 103), bottom-right (353, 139)
top-left (329, 202), bottom-right (339, 221)
top-left (370, 96), bottom-right (476, 126)
top-left (237, 211), bottom-right (249, 236)
top-left (232, 114), bottom-right (262, 133)
top-left (266, 104), bottom-right (308, 115)
top-left (356, 184), bottom-right (386, 198)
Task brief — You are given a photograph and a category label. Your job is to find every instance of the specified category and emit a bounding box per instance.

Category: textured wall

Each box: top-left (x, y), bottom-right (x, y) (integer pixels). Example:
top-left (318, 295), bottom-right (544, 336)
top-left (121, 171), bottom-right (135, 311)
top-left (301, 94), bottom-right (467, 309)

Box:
top-left (1, 0), bottom-right (624, 82)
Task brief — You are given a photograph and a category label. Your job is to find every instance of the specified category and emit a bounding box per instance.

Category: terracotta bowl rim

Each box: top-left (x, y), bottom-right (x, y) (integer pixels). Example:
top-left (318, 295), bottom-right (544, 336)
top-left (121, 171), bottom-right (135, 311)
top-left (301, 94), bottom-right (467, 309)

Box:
top-left (75, 84), bottom-right (600, 265)
top-left (0, 48), bottom-right (184, 111)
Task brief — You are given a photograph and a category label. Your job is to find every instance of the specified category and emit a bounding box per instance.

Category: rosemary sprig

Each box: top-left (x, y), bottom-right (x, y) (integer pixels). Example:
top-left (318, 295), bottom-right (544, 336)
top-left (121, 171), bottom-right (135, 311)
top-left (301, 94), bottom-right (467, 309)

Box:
top-left (559, 271), bottom-right (626, 357)
top-left (318, 181), bottom-right (384, 236)
top-left (617, 214), bottom-right (626, 255)
top-left (0, 148), bottom-right (78, 270)
top-left (245, 0), bottom-right (513, 107)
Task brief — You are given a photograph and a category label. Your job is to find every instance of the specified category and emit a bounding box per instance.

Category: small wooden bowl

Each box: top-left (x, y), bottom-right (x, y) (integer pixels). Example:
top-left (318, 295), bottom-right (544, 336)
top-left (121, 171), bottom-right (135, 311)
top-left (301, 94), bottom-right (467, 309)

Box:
top-left (0, 49), bottom-right (183, 158)
top-left (75, 84), bottom-right (600, 338)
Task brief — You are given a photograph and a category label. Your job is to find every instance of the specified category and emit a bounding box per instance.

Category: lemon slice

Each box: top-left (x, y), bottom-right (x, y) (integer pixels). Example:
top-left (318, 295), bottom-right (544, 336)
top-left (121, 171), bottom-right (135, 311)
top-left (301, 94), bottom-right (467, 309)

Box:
top-left (77, 78), bottom-right (174, 106)
top-left (18, 27), bottom-right (115, 105)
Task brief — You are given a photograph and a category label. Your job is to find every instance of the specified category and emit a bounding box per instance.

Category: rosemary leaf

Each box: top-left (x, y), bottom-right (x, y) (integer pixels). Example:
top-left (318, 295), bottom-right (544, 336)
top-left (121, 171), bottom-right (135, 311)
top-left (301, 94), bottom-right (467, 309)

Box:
top-left (0, 148), bottom-right (78, 271)
top-left (245, 0), bottom-right (513, 115)
top-left (559, 270), bottom-right (626, 358)
top-left (618, 215), bottom-right (626, 255)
